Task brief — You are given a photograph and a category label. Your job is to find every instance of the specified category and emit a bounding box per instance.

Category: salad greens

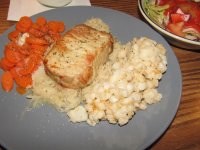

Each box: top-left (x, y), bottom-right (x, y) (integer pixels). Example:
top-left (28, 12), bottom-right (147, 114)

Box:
top-left (143, 0), bottom-right (200, 41)
top-left (144, 0), bottom-right (169, 27)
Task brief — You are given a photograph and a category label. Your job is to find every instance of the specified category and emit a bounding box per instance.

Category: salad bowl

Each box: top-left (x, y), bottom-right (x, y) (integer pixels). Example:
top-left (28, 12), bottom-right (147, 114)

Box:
top-left (138, 0), bottom-right (200, 50)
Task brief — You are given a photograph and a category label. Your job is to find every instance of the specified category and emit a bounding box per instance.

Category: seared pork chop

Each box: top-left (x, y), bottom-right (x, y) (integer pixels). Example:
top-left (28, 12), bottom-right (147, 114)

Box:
top-left (44, 24), bottom-right (113, 89)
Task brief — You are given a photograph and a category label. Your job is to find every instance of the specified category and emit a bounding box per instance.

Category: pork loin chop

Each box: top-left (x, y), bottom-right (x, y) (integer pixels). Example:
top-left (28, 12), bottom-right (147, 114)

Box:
top-left (44, 24), bottom-right (113, 89)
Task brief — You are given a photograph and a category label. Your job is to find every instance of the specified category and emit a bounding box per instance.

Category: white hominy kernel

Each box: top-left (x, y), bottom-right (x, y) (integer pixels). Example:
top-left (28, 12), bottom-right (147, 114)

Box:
top-left (103, 82), bottom-right (110, 89)
top-left (121, 90), bottom-right (129, 98)
top-left (109, 96), bottom-right (119, 103)
top-left (127, 83), bottom-right (134, 94)
top-left (121, 98), bottom-right (132, 104)
top-left (117, 81), bottom-right (127, 90)
top-left (68, 106), bottom-right (88, 123)
top-left (139, 103), bottom-right (147, 110)
top-left (127, 65), bottom-right (134, 71)
top-left (137, 82), bottom-right (146, 91)
top-left (118, 117), bottom-right (129, 126)
top-left (126, 73), bottom-right (133, 81)
top-left (130, 92), bottom-right (142, 101)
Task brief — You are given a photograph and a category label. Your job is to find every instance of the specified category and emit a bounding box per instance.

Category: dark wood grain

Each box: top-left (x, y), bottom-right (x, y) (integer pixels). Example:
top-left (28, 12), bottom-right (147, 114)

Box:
top-left (0, 0), bottom-right (200, 150)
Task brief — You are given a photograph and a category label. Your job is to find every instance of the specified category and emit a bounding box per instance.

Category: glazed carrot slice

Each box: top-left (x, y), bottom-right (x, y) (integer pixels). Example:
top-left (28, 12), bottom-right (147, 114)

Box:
top-left (26, 37), bottom-right (48, 45)
top-left (16, 86), bottom-right (26, 95)
top-left (48, 30), bottom-right (61, 41)
top-left (48, 21), bottom-right (59, 32)
top-left (29, 53), bottom-right (43, 71)
top-left (30, 44), bottom-right (47, 55)
top-left (15, 75), bottom-right (32, 88)
top-left (1, 71), bottom-right (14, 92)
top-left (18, 57), bottom-right (36, 76)
top-left (16, 23), bottom-right (28, 33)
top-left (31, 23), bottom-right (41, 30)
top-left (40, 24), bottom-right (49, 33)
top-left (57, 22), bottom-right (65, 32)
top-left (19, 43), bottom-right (30, 56)
top-left (29, 28), bottom-right (44, 38)
top-left (18, 16), bottom-right (32, 30)
top-left (52, 32), bottom-right (61, 41)
top-left (36, 16), bottom-right (47, 26)
top-left (5, 42), bottom-right (19, 52)
top-left (0, 57), bottom-right (15, 71)
top-left (8, 30), bottom-right (21, 41)
top-left (5, 48), bottom-right (24, 64)
top-left (10, 67), bottom-right (21, 79)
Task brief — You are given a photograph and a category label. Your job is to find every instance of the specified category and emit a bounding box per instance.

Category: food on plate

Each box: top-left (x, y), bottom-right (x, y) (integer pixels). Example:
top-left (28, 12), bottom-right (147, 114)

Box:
top-left (44, 24), bottom-right (113, 89)
top-left (0, 17), bottom-right (168, 126)
top-left (79, 37), bottom-right (167, 126)
top-left (28, 65), bottom-right (82, 111)
top-left (0, 16), bottom-right (65, 92)
top-left (144, 0), bottom-right (200, 41)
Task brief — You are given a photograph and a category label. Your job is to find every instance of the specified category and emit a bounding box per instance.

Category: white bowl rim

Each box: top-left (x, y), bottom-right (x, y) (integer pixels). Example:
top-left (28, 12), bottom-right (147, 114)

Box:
top-left (138, 0), bottom-right (200, 46)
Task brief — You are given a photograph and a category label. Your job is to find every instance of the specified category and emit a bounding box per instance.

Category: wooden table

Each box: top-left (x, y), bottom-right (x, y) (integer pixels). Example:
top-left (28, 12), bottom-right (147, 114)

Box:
top-left (0, 0), bottom-right (200, 149)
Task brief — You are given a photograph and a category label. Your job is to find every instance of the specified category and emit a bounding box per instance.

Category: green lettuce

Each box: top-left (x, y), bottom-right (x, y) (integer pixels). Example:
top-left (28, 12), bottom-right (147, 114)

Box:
top-left (143, 0), bottom-right (169, 27)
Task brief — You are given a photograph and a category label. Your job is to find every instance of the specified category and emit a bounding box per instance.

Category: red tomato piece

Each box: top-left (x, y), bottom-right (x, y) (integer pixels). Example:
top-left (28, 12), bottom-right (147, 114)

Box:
top-left (171, 13), bottom-right (185, 23)
top-left (166, 21), bottom-right (185, 37)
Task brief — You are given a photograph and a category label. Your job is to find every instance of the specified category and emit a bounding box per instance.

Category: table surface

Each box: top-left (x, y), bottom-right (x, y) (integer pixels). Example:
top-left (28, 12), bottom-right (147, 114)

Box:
top-left (0, 0), bottom-right (200, 150)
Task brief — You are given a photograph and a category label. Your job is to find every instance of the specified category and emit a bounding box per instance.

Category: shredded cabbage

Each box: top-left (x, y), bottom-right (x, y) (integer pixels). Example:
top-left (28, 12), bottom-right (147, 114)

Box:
top-left (143, 0), bottom-right (169, 27)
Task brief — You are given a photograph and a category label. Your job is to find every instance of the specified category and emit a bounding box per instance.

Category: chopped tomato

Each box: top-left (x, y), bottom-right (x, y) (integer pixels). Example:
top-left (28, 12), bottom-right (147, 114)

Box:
top-left (184, 22), bottom-right (200, 33)
top-left (177, 1), bottom-right (200, 24)
top-left (166, 21), bottom-right (185, 37)
top-left (156, 0), bottom-right (170, 6)
top-left (171, 14), bottom-right (184, 23)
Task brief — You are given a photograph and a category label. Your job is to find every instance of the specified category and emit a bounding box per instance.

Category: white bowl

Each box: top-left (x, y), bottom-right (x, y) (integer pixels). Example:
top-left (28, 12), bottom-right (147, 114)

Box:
top-left (138, 0), bottom-right (200, 50)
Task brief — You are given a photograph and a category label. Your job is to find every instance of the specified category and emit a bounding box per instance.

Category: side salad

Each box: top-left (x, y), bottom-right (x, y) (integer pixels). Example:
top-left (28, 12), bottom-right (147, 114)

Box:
top-left (144, 0), bottom-right (200, 41)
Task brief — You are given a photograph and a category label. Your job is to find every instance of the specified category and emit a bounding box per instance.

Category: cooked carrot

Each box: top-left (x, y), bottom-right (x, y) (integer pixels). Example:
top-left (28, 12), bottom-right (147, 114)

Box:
top-left (57, 22), bottom-right (65, 32)
top-left (18, 16), bottom-right (32, 30)
top-left (18, 57), bottom-right (36, 75)
top-left (31, 23), bottom-right (41, 30)
top-left (29, 28), bottom-right (44, 38)
top-left (15, 75), bottom-right (32, 88)
top-left (26, 37), bottom-right (48, 45)
top-left (48, 30), bottom-right (61, 41)
top-left (16, 23), bottom-right (28, 33)
top-left (10, 67), bottom-right (21, 79)
top-left (0, 16), bottom-right (66, 93)
top-left (19, 43), bottom-right (30, 56)
top-left (30, 44), bottom-right (47, 55)
top-left (16, 86), bottom-right (26, 95)
top-left (0, 57), bottom-right (15, 71)
top-left (5, 48), bottom-right (24, 64)
top-left (1, 71), bottom-right (14, 92)
top-left (8, 30), bottom-right (21, 41)
top-left (52, 33), bottom-right (61, 41)
top-left (5, 42), bottom-right (19, 52)
top-left (36, 17), bottom-right (47, 26)
top-left (40, 24), bottom-right (49, 33)
top-left (48, 21), bottom-right (59, 32)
